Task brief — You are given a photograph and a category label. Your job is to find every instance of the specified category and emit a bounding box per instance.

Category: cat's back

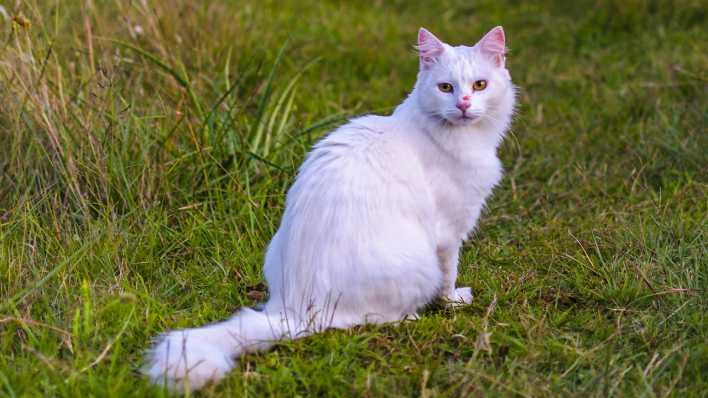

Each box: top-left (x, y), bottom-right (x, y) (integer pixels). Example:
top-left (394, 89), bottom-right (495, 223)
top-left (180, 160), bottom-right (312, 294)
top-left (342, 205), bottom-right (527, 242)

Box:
top-left (284, 114), bottom-right (427, 211)
top-left (314, 114), bottom-right (409, 154)
top-left (299, 114), bottom-right (419, 179)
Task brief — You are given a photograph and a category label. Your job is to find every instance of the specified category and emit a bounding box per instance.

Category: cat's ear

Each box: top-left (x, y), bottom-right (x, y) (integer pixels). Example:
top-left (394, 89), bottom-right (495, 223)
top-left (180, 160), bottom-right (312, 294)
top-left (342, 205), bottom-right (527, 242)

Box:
top-left (477, 26), bottom-right (507, 68)
top-left (417, 28), bottom-right (445, 70)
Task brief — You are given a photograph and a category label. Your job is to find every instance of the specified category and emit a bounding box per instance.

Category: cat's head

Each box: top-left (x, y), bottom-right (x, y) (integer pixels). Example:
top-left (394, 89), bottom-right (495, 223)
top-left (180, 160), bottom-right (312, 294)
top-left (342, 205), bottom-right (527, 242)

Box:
top-left (413, 27), bottom-right (513, 128)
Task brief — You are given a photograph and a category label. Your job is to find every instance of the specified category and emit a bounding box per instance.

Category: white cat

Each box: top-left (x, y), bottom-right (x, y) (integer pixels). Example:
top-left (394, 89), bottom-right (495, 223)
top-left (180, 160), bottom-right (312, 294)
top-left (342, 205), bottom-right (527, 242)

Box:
top-left (145, 26), bottom-right (516, 391)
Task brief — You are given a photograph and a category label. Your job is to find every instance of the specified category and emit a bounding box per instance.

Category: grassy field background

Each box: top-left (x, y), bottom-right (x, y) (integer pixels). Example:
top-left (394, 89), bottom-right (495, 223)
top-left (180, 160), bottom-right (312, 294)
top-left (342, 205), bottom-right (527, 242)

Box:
top-left (1, 0), bottom-right (706, 396)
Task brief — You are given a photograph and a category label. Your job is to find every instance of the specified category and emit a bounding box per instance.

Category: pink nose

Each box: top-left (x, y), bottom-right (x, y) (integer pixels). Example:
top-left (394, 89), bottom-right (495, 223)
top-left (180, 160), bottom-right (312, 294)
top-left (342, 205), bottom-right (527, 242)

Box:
top-left (456, 101), bottom-right (471, 111)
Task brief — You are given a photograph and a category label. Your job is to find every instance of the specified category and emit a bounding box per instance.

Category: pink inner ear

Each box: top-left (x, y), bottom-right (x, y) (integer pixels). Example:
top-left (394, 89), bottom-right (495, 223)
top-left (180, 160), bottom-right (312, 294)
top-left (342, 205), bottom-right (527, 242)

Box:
top-left (478, 26), bottom-right (506, 67)
top-left (417, 28), bottom-right (444, 67)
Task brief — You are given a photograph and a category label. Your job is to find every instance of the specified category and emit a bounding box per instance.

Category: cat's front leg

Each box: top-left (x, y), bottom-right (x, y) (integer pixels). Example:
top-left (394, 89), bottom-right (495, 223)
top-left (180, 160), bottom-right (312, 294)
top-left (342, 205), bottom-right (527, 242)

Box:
top-left (436, 244), bottom-right (473, 307)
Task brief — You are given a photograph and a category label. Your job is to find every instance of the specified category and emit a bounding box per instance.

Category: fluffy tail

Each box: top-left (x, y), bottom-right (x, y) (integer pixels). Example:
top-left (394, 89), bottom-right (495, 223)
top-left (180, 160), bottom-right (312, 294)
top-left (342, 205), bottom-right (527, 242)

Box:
top-left (144, 307), bottom-right (298, 391)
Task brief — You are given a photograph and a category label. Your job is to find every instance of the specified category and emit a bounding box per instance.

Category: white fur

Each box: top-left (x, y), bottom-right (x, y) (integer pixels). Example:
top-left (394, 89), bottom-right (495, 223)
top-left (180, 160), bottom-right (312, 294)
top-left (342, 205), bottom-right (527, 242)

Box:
top-left (144, 27), bottom-right (516, 392)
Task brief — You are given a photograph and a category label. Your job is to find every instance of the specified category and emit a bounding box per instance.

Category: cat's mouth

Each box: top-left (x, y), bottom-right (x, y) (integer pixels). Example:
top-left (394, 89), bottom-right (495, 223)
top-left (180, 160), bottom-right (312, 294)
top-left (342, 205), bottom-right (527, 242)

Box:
top-left (431, 112), bottom-right (481, 127)
top-left (448, 113), bottom-right (480, 125)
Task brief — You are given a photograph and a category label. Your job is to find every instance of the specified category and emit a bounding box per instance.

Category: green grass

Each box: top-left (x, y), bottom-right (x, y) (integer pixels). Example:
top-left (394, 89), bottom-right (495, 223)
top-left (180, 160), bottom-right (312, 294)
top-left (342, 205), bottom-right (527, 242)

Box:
top-left (1, 0), bottom-right (706, 396)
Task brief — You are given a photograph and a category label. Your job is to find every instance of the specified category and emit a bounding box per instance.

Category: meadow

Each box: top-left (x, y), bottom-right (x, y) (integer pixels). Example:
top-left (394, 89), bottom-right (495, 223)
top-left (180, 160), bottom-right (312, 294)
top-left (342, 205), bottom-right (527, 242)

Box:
top-left (0, 0), bottom-right (706, 396)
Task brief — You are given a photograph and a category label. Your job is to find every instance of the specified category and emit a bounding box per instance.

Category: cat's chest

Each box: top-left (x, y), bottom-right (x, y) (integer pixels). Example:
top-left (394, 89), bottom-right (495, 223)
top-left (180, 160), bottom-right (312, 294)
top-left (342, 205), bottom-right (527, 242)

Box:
top-left (425, 154), bottom-right (502, 236)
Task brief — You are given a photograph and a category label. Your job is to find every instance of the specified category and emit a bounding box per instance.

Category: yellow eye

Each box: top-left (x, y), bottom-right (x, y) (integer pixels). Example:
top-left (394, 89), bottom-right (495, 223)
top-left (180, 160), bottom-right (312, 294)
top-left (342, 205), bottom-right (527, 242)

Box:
top-left (473, 80), bottom-right (488, 91)
top-left (437, 83), bottom-right (453, 93)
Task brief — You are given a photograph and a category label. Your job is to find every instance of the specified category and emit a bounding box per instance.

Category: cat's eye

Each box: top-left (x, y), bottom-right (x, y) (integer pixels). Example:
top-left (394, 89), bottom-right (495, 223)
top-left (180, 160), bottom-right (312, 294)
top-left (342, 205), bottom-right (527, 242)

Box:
top-left (473, 80), bottom-right (488, 91)
top-left (437, 83), bottom-right (454, 93)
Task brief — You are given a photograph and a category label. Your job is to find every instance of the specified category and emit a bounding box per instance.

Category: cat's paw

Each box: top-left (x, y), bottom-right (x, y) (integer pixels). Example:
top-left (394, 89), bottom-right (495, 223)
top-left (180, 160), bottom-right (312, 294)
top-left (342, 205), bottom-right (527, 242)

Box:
top-left (402, 313), bottom-right (420, 322)
top-left (445, 287), bottom-right (474, 307)
top-left (144, 331), bottom-right (234, 392)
